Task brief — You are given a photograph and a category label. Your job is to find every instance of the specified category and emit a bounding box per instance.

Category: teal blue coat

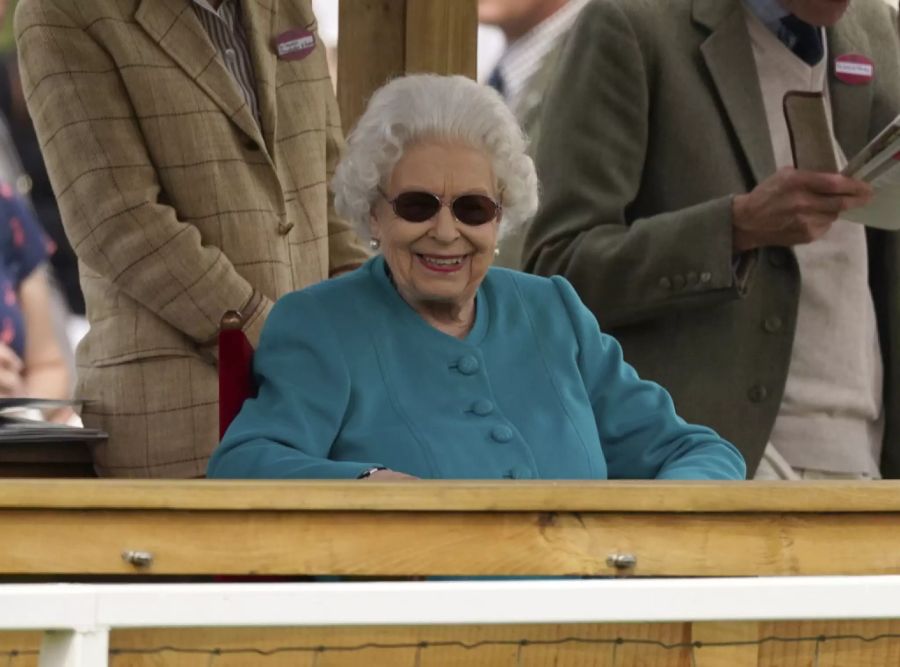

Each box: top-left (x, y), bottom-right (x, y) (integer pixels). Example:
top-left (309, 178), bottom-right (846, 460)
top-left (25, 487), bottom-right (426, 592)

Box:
top-left (208, 256), bottom-right (745, 480)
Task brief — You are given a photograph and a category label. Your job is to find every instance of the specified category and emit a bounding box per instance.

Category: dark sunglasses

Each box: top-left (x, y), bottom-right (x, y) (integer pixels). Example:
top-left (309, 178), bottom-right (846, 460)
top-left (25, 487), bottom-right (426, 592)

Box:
top-left (378, 188), bottom-right (502, 226)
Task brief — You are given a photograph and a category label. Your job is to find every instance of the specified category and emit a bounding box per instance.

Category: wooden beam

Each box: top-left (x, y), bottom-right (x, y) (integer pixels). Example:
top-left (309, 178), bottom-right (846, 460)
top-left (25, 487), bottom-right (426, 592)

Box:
top-left (0, 480), bottom-right (898, 512)
top-left (405, 0), bottom-right (478, 77)
top-left (336, 0), bottom-right (478, 134)
top-left (1, 508), bottom-right (900, 576)
top-left (336, 0), bottom-right (406, 135)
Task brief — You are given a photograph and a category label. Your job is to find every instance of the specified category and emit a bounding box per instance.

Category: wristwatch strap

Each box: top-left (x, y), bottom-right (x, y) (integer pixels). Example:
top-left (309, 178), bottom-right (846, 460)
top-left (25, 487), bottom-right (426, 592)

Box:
top-left (357, 466), bottom-right (387, 479)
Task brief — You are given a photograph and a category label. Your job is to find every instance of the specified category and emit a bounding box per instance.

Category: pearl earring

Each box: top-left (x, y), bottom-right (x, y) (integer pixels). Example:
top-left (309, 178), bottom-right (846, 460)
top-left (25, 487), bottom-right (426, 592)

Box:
top-left (369, 238), bottom-right (381, 250)
top-left (493, 247), bottom-right (500, 257)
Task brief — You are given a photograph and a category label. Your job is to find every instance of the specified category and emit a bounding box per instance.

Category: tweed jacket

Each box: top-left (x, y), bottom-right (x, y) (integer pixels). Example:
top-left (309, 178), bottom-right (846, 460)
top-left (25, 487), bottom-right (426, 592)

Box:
top-left (208, 256), bottom-right (745, 480)
top-left (16, 0), bottom-right (369, 477)
top-left (524, 0), bottom-right (900, 477)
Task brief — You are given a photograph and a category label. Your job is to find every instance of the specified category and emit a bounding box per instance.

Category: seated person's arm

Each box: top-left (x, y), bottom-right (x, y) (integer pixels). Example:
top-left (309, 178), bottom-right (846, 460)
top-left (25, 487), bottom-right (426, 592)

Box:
top-left (553, 277), bottom-right (746, 480)
top-left (207, 292), bottom-right (385, 480)
top-left (21, 267), bottom-right (71, 403)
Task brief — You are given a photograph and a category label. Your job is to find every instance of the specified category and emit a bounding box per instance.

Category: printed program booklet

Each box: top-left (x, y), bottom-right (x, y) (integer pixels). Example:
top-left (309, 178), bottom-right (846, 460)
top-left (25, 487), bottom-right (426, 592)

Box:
top-left (784, 91), bottom-right (900, 230)
top-left (0, 399), bottom-right (106, 443)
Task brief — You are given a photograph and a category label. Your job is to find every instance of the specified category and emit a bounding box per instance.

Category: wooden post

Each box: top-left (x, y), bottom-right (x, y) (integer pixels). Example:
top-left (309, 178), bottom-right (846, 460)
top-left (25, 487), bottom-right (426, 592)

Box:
top-left (405, 0), bottom-right (478, 76)
top-left (336, 0), bottom-right (478, 134)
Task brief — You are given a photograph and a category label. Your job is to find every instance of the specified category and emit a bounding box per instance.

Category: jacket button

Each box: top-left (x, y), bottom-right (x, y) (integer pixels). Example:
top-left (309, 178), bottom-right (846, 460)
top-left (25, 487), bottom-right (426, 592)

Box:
top-left (763, 316), bottom-right (783, 333)
top-left (491, 425), bottom-right (513, 443)
top-left (277, 221), bottom-right (294, 235)
top-left (456, 355), bottom-right (480, 375)
top-left (471, 399), bottom-right (494, 416)
top-left (768, 248), bottom-right (789, 268)
top-left (748, 385), bottom-right (768, 403)
top-left (699, 271), bottom-right (712, 284)
top-left (658, 277), bottom-right (672, 290)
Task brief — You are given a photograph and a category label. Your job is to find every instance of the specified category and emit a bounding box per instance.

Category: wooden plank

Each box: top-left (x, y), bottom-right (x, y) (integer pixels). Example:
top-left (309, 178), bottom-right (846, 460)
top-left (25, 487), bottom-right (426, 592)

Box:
top-left (405, 0), bottom-right (477, 77)
top-left (1, 510), bottom-right (899, 576)
top-left (0, 480), bottom-right (899, 513)
top-left (4, 622), bottom-right (900, 666)
top-left (758, 619), bottom-right (900, 666)
top-left (336, 0), bottom-right (406, 135)
top-left (691, 622), bottom-right (759, 667)
top-left (1, 623), bottom-right (693, 667)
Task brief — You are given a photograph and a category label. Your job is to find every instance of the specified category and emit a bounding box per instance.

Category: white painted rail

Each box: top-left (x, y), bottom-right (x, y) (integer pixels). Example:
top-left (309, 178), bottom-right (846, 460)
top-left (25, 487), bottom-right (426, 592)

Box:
top-left (2, 576), bottom-right (900, 666)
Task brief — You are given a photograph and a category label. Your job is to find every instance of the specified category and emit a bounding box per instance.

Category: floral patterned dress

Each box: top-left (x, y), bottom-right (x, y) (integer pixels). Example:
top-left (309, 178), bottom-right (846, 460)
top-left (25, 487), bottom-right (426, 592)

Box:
top-left (0, 182), bottom-right (53, 358)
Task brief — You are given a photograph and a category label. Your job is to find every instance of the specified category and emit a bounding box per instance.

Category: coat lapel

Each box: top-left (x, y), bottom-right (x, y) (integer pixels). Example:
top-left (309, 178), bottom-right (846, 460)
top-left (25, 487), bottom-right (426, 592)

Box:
top-left (240, 0), bottom-right (280, 156)
top-left (135, 0), bottom-right (265, 148)
top-left (827, 17), bottom-right (874, 158)
top-left (694, 0), bottom-right (775, 185)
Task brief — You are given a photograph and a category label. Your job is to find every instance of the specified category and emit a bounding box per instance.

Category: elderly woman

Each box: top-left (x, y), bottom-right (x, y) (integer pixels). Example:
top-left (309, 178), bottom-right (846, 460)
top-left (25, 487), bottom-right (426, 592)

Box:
top-left (208, 75), bottom-right (745, 481)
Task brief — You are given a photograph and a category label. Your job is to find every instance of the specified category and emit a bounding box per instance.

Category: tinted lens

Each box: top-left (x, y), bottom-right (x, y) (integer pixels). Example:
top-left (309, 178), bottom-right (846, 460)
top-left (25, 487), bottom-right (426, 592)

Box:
top-left (452, 194), bottom-right (499, 225)
top-left (392, 192), bottom-right (441, 222)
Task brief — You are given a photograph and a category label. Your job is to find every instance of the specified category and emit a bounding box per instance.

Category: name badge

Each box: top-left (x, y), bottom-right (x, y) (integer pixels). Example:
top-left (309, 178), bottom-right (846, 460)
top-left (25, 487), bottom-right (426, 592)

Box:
top-left (274, 29), bottom-right (316, 61)
top-left (834, 54), bottom-right (874, 85)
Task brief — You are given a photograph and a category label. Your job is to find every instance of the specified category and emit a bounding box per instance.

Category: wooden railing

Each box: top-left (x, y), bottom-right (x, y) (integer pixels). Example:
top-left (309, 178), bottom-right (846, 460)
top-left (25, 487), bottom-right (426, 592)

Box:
top-left (0, 480), bottom-right (898, 576)
top-left (0, 480), bottom-right (898, 666)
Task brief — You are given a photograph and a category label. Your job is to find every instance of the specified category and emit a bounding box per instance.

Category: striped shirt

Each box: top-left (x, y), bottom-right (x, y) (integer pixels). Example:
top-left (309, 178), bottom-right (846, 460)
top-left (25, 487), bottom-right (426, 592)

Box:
top-left (491, 0), bottom-right (589, 117)
top-left (192, 0), bottom-right (260, 123)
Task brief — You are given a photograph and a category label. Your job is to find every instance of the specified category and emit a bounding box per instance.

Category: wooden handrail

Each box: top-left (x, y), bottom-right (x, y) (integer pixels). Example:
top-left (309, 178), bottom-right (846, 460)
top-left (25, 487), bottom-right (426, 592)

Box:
top-left (0, 480), bottom-right (898, 511)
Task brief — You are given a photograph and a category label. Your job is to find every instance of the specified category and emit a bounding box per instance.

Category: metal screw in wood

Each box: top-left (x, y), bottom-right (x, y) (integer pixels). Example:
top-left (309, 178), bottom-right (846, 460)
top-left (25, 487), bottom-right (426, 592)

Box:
top-left (606, 552), bottom-right (637, 570)
top-left (121, 550), bottom-right (154, 568)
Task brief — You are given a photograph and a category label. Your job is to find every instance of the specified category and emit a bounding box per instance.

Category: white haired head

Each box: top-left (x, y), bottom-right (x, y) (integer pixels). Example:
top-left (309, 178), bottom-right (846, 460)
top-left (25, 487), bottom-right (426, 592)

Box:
top-left (332, 74), bottom-right (538, 239)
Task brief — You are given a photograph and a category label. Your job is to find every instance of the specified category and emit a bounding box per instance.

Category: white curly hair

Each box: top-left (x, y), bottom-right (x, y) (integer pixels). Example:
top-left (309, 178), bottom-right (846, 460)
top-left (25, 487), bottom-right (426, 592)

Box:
top-left (332, 74), bottom-right (539, 240)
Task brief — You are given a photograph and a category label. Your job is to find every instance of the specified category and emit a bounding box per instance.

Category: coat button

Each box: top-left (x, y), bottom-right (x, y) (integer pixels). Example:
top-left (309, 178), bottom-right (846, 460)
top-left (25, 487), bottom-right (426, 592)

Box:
top-left (768, 248), bottom-right (789, 268)
top-left (748, 385), bottom-right (768, 403)
top-left (277, 221), bottom-right (294, 235)
top-left (491, 425), bottom-right (513, 443)
top-left (509, 466), bottom-right (532, 480)
top-left (658, 277), bottom-right (672, 290)
top-left (699, 271), bottom-right (712, 284)
top-left (456, 355), bottom-right (480, 375)
top-left (471, 399), bottom-right (494, 416)
top-left (763, 316), bottom-right (783, 333)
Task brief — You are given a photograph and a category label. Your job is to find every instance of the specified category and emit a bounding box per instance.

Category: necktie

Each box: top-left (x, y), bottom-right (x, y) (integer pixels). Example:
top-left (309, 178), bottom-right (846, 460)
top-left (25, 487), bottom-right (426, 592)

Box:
top-left (487, 66), bottom-right (506, 98)
top-left (780, 15), bottom-right (824, 66)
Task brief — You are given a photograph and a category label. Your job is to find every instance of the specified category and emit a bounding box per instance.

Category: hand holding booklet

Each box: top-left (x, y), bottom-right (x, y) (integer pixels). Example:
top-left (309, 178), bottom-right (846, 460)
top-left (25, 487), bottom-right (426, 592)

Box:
top-left (784, 91), bottom-right (900, 230)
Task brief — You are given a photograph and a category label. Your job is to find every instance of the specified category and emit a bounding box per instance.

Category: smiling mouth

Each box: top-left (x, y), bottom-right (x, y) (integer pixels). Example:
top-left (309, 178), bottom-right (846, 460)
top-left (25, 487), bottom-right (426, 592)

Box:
top-left (416, 253), bottom-right (468, 272)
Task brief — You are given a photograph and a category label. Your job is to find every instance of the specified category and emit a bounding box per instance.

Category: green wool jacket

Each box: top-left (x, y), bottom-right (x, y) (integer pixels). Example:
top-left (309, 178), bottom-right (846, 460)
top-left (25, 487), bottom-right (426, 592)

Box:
top-left (524, 0), bottom-right (900, 477)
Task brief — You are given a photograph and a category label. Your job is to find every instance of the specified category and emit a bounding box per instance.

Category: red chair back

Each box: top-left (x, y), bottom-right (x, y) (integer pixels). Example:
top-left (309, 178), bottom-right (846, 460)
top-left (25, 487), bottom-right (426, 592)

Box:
top-left (218, 311), bottom-right (257, 438)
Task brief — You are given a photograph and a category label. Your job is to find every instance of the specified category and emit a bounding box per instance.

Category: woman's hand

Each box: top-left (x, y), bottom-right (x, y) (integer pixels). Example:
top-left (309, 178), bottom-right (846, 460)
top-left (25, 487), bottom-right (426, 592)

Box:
top-left (362, 469), bottom-right (418, 480)
top-left (0, 343), bottom-right (24, 397)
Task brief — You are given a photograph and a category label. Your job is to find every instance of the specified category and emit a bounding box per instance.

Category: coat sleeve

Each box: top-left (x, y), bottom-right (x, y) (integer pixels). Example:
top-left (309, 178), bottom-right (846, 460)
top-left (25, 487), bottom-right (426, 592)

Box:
top-left (552, 276), bottom-right (746, 480)
top-left (15, 0), bottom-right (272, 346)
top-left (208, 290), bottom-right (385, 479)
top-left (524, 0), bottom-right (754, 329)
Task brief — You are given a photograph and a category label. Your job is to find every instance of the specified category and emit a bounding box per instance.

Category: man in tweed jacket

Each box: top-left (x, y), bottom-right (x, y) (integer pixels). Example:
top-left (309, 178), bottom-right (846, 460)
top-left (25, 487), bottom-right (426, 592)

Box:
top-left (525, 0), bottom-right (900, 479)
top-left (15, 0), bottom-right (369, 477)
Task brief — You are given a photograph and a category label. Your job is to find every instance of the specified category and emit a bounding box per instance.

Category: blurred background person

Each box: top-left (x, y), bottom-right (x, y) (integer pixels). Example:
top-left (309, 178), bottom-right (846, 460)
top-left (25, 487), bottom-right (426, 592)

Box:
top-left (0, 183), bottom-right (70, 415)
top-left (478, 0), bottom-right (588, 268)
top-left (0, 0), bottom-right (85, 338)
top-left (16, 0), bottom-right (368, 477)
top-left (209, 74), bottom-right (745, 482)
